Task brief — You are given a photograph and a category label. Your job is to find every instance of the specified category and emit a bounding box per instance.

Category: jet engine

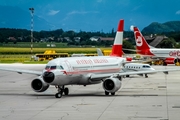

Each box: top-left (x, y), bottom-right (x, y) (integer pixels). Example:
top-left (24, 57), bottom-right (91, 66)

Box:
top-left (164, 58), bottom-right (175, 64)
top-left (164, 58), bottom-right (180, 65)
top-left (102, 77), bottom-right (122, 93)
top-left (31, 76), bottom-right (49, 92)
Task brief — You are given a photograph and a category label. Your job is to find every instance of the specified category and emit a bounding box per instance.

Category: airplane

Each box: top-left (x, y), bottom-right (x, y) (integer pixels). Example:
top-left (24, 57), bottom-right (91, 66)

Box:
top-left (131, 25), bottom-right (180, 66)
top-left (123, 63), bottom-right (155, 78)
top-left (96, 48), bottom-right (154, 78)
top-left (0, 19), bottom-right (180, 99)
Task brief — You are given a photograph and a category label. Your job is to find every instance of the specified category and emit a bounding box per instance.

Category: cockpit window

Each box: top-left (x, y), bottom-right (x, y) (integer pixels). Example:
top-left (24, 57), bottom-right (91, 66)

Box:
top-left (57, 65), bottom-right (64, 70)
top-left (45, 65), bottom-right (56, 69)
top-left (45, 66), bottom-right (50, 69)
top-left (142, 65), bottom-right (150, 68)
top-left (45, 65), bottom-right (64, 70)
top-left (51, 66), bottom-right (56, 69)
top-left (60, 65), bottom-right (64, 69)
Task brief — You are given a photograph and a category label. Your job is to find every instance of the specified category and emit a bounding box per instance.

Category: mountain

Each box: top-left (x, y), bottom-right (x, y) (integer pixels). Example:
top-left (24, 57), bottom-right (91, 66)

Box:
top-left (142, 21), bottom-right (180, 34)
top-left (0, 6), bottom-right (55, 31)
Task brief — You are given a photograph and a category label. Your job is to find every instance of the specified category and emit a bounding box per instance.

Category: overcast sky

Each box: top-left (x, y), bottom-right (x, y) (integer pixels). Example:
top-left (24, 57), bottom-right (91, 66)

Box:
top-left (0, 0), bottom-right (180, 32)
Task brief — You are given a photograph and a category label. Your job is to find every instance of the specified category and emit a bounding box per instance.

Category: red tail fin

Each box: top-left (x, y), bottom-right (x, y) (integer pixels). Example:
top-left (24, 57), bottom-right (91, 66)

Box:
top-left (110, 19), bottom-right (124, 57)
top-left (133, 26), bottom-right (153, 56)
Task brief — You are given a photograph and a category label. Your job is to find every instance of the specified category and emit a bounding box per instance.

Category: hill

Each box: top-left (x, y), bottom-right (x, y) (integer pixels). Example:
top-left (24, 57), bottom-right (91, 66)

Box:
top-left (142, 21), bottom-right (180, 34)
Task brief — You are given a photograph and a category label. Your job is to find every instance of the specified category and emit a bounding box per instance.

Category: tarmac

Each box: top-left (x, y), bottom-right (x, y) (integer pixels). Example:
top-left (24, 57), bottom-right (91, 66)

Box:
top-left (0, 64), bottom-right (180, 120)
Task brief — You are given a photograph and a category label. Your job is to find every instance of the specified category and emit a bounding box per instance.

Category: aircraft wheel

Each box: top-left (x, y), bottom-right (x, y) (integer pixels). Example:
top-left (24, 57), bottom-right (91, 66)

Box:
top-left (64, 88), bottom-right (69, 95)
top-left (145, 74), bottom-right (148, 78)
top-left (105, 91), bottom-right (109, 95)
top-left (163, 62), bottom-right (167, 66)
top-left (55, 93), bottom-right (62, 98)
top-left (111, 92), bottom-right (115, 95)
top-left (126, 75), bottom-right (130, 77)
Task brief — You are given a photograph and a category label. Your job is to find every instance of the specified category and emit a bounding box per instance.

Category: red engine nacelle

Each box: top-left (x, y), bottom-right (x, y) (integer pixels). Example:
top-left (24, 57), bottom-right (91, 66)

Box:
top-left (164, 58), bottom-right (177, 64)
top-left (126, 57), bottom-right (132, 61)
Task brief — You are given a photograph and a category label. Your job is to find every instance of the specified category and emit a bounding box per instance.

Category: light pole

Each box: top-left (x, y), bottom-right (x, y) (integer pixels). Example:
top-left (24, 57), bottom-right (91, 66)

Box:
top-left (29, 7), bottom-right (34, 54)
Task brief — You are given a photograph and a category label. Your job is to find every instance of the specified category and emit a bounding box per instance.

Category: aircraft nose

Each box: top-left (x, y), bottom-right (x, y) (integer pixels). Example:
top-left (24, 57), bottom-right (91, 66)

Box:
top-left (43, 71), bottom-right (55, 83)
top-left (151, 68), bottom-right (155, 71)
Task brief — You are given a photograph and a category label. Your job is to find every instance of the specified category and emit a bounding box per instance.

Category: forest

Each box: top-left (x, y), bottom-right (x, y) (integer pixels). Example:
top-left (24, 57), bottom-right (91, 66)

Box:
top-left (0, 28), bottom-right (180, 49)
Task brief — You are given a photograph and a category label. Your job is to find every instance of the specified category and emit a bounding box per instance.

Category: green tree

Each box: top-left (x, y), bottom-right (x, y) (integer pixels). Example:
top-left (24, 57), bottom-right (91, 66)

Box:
top-left (123, 40), bottom-right (135, 53)
top-left (159, 38), bottom-right (176, 48)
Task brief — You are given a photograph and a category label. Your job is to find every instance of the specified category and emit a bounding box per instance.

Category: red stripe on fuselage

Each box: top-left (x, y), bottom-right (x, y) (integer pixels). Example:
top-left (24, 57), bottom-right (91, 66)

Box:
top-left (63, 68), bottom-right (121, 75)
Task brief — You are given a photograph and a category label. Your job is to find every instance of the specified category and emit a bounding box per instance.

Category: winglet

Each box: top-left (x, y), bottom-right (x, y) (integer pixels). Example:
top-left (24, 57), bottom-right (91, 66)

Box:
top-left (110, 19), bottom-right (124, 57)
top-left (96, 48), bottom-right (104, 56)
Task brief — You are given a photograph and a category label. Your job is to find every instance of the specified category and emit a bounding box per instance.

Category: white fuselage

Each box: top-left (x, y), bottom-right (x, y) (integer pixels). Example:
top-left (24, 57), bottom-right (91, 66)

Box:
top-left (148, 48), bottom-right (180, 58)
top-left (124, 63), bottom-right (155, 72)
top-left (43, 56), bottom-right (126, 86)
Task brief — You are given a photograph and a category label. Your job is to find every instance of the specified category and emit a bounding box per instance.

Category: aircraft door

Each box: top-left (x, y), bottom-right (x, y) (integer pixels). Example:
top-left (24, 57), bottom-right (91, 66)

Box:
top-left (65, 61), bottom-right (73, 75)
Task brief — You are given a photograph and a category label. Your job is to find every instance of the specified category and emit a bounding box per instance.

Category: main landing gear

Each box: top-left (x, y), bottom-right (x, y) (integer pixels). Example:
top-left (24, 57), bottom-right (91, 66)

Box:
top-left (145, 74), bottom-right (148, 78)
top-left (55, 85), bottom-right (69, 98)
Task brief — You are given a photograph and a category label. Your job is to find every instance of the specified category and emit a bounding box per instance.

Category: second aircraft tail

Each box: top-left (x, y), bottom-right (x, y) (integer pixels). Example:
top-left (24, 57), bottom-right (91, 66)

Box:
top-left (131, 26), bottom-right (154, 56)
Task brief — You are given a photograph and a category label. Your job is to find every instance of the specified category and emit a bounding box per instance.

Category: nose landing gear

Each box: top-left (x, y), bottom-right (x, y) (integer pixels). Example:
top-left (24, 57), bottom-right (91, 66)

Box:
top-left (55, 85), bottom-right (69, 98)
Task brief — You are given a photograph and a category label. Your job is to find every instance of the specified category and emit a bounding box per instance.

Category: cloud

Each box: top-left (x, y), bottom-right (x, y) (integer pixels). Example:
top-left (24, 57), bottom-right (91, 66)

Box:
top-left (132, 5), bottom-right (141, 11)
top-left (48, 10), bottom-right (60, 15)
top-left (62, 10), bottom-right (99, 22)
top-left (176, 10), bottom-right (180, 15)
top-left (67, 10), bottom-right (99, 15)
top-left (68, 11), bottom-right (88, 15)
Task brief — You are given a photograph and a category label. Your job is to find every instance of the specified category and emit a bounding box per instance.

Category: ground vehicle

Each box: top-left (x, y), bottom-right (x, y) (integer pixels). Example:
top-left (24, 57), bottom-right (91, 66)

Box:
top-left (35, 50), bottom-right (69, 61)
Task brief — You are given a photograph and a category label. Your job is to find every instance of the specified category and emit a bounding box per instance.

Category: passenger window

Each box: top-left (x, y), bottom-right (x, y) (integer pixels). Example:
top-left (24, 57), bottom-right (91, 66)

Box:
top-left (143, 65), bottom-right (150, 68)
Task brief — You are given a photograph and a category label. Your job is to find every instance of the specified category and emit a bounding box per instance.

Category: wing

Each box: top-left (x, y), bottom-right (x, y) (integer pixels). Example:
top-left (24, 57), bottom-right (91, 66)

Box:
top-left (90, 68), bottom-right (178, 80)
top-left (122, 48), bottom-right (140, 52)
top-left (0, 67), bottom-right (42, 76)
